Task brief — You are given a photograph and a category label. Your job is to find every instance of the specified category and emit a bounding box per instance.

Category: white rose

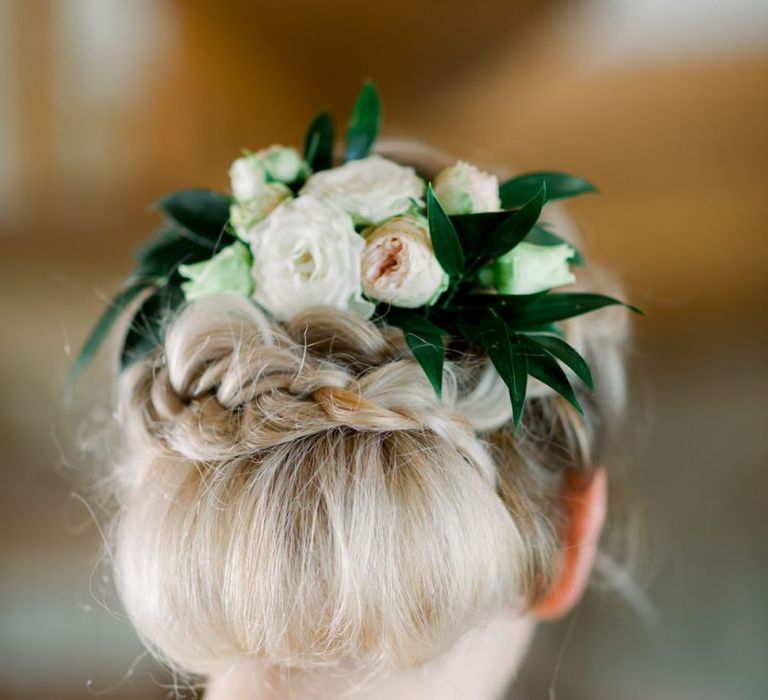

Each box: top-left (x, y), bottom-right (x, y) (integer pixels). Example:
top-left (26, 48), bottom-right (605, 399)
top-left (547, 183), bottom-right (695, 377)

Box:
top-left (433, 161), bottom-right (500, 215)
top-left (247, 194), bottom-right (372, 321)
top-left (229, 146), bottom-right (308, 201)
top-left (361, 215), bottom-right (448, 308)
top-left (229, 183), bottom-right (292, 239)
top-left (229, 155), bottom-right (267, 201)
top-left (492, 242), bottom-right (576, 295)
top-left (300, 154), bottom-right (424, 225)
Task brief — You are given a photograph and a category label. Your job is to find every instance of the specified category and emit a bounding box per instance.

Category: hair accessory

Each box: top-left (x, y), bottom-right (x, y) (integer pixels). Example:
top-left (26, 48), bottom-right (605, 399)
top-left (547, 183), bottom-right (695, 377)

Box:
top-left (69, 82), bottom-right (640, 425)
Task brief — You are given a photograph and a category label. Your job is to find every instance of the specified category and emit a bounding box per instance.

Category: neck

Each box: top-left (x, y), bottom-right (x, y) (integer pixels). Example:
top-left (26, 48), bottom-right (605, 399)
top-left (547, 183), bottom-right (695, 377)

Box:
top-left (206, 612), bottom-right (535, 700)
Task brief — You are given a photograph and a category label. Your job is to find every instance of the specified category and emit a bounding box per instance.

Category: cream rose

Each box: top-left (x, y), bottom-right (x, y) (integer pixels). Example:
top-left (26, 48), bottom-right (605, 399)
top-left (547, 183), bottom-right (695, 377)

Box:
top-left (300, 154), bottom-right (424, 225)
top-left (247, 195), bottom-right (372, 321)
top-left (229, 183), bottom-right (292, 239)
top-left (433, 161), bottom-right (500, 215)
top-left (229, 155), bottom-right (267, 202)
top-left (361, 215), bottom-right (448, 308)
top-left (492, 242), bottom-right (576, 295)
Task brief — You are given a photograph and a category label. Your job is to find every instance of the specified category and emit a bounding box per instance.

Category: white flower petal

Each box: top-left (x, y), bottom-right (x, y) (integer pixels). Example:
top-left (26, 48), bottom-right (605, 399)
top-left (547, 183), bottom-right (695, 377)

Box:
top-left (229, 156), bottom-right (267, 201)
top-left (248, 195), bottom-right (369, 321)
top-left (301, 155), bottom-right (424, 225)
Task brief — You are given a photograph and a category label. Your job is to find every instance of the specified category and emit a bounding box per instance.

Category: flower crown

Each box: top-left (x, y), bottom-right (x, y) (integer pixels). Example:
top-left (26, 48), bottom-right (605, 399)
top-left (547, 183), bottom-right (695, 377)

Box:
top-left (69, 82), bottom-right (639, 426)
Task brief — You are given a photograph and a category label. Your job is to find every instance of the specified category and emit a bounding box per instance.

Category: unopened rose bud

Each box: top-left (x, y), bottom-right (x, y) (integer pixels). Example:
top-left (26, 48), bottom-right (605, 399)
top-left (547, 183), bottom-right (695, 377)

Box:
top-left (433, 161), bottom-right (500, 215)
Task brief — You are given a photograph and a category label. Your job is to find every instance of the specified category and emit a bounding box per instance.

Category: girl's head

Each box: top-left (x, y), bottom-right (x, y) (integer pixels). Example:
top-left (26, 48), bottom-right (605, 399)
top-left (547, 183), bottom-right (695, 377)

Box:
top-left (92, 132), bottom-right (632, 695)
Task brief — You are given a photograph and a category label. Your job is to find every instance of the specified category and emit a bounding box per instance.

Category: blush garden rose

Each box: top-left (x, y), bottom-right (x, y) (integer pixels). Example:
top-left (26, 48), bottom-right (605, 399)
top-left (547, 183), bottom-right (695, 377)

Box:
top-left (361, 215), bottom-right (448, 308)
top-left (301, 154), bottom-right (424, 225)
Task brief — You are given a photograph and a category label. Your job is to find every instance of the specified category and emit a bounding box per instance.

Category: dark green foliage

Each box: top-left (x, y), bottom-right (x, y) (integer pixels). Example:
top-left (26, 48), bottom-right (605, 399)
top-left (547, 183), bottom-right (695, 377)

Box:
top-left (386, 309), bottom-right (446, 397)
top-left (156, 190), bottom-right (233, 248)
top-left (120, 282), bottom-right (185, 369)
top-left (503, 293), bottom-right (641, 328)
top-left (477, 184), bottom-right (546, 261)
top-left (459, 312), bottom-right (528, 427)
top-left (66, 280), bottom-right (153, 397)
top-left (450, 210), bottom-right (510, 260)
top-left (521, 338), bottom-right (583, 414)
top-left (345, 82), bottom-right (381, 161)
top-left (427, 185), bottom-right (465, 276)
top-left (304, 112), bottom-right (334, 171)
top-left (421, 172), bottom-right (637, 424)
top-left (445, 291), bottom-right (547, 313)
top-left (522, 333), bottom-right (593, 390)
top-left (133, 226), bottom-right (214, 280)
top-left (499, 171), bottom-right (597, 209)
top-left (69, 195), bottom-right (226, 390)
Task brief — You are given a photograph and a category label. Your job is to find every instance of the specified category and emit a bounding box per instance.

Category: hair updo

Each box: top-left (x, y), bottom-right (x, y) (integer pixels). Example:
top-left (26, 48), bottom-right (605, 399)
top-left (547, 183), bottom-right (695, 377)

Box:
top-left (110, 144), bottom-right (629, 675)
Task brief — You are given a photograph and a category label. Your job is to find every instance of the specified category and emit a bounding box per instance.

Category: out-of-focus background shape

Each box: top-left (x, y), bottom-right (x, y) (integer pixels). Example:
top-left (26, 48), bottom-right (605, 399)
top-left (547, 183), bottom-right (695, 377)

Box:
top-left (1, 1), bottom-right (766, 698)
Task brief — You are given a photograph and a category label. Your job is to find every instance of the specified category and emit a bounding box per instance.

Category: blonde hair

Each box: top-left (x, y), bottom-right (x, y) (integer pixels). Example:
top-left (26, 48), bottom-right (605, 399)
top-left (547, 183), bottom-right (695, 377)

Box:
top-left (109, 143), bottom-right (630, 676)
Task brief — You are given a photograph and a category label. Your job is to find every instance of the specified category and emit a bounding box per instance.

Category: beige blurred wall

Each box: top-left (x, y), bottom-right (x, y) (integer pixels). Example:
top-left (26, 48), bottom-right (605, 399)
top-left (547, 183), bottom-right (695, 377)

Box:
top-left (1, 1), bottom-right (766, 699)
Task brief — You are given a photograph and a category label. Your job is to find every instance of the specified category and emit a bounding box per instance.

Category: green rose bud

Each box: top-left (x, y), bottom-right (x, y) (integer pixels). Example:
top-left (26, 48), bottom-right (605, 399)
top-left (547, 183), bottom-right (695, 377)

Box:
top-left (179, 241), bottom-right (254, 301)
top-left (258, 145), bottom-right (308, 184)
top-left (492, 242), bottom-right (576, 295)
top-left (229, 146), bottom-right (309, 202)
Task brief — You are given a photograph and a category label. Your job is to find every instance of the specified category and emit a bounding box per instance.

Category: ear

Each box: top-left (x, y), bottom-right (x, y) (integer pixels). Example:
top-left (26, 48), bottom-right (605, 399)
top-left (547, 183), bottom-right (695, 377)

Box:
top-left (531, 468), bottom-right (607, 620)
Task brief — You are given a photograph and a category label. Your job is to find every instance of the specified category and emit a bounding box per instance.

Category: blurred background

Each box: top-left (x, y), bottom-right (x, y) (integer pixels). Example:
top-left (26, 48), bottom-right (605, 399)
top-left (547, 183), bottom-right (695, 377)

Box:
top-left (1, 0), bottom-right (766, 698)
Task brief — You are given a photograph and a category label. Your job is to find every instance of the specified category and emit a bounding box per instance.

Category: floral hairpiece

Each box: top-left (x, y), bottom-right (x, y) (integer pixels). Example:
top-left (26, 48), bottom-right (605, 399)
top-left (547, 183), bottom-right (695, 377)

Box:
top-left (69, 82), bottom-right (639, 425)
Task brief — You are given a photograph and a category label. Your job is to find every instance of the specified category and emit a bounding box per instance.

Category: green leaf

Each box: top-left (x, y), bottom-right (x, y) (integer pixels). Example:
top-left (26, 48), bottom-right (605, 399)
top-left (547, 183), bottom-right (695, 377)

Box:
top-left (450, 210), bottom-right (510, 260)
top-left (479, 184), bottom-right (546, 261)
top-left (120, 282), bottom-right (185, 369)
top-left (427, 185), bottom-right (465, 277)
top-left (525, 224), bottom-right (584, 266)
top-left (457, 312), bottom-right (528, 427)
top-left (504, 293), bottom-right (642, 328)
top-left (499, 172), bottom-right (597, 209)
top-left (451, 214), bottom-right (584, 267)
top-left (345, 81), bottom-right (381, 161)
top-left (304, 111), bottom-right (334, 171)
top-left (446, 290), bottom-right (547, 313)
top-left (156, 190), bottom-right (233, 249)
top-left (523, 333), bottom-right (593, 390)
top-left (132, 226), bottom-right (213, 280)
top-left (521, 341), bottom-right (583, 414)
top-left (66, 280), bottom-right (152, 398)
top-left (387, 310), bottom-right (446, 397)
top-left (524, 323), bottom-right (565, 337)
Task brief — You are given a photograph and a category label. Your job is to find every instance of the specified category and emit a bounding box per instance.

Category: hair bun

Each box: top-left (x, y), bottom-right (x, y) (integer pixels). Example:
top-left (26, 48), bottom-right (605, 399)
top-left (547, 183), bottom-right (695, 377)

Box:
top-left (122, 295), bottom-right (475, 463)
top-left (114, 295), bottom-right (525, 672)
